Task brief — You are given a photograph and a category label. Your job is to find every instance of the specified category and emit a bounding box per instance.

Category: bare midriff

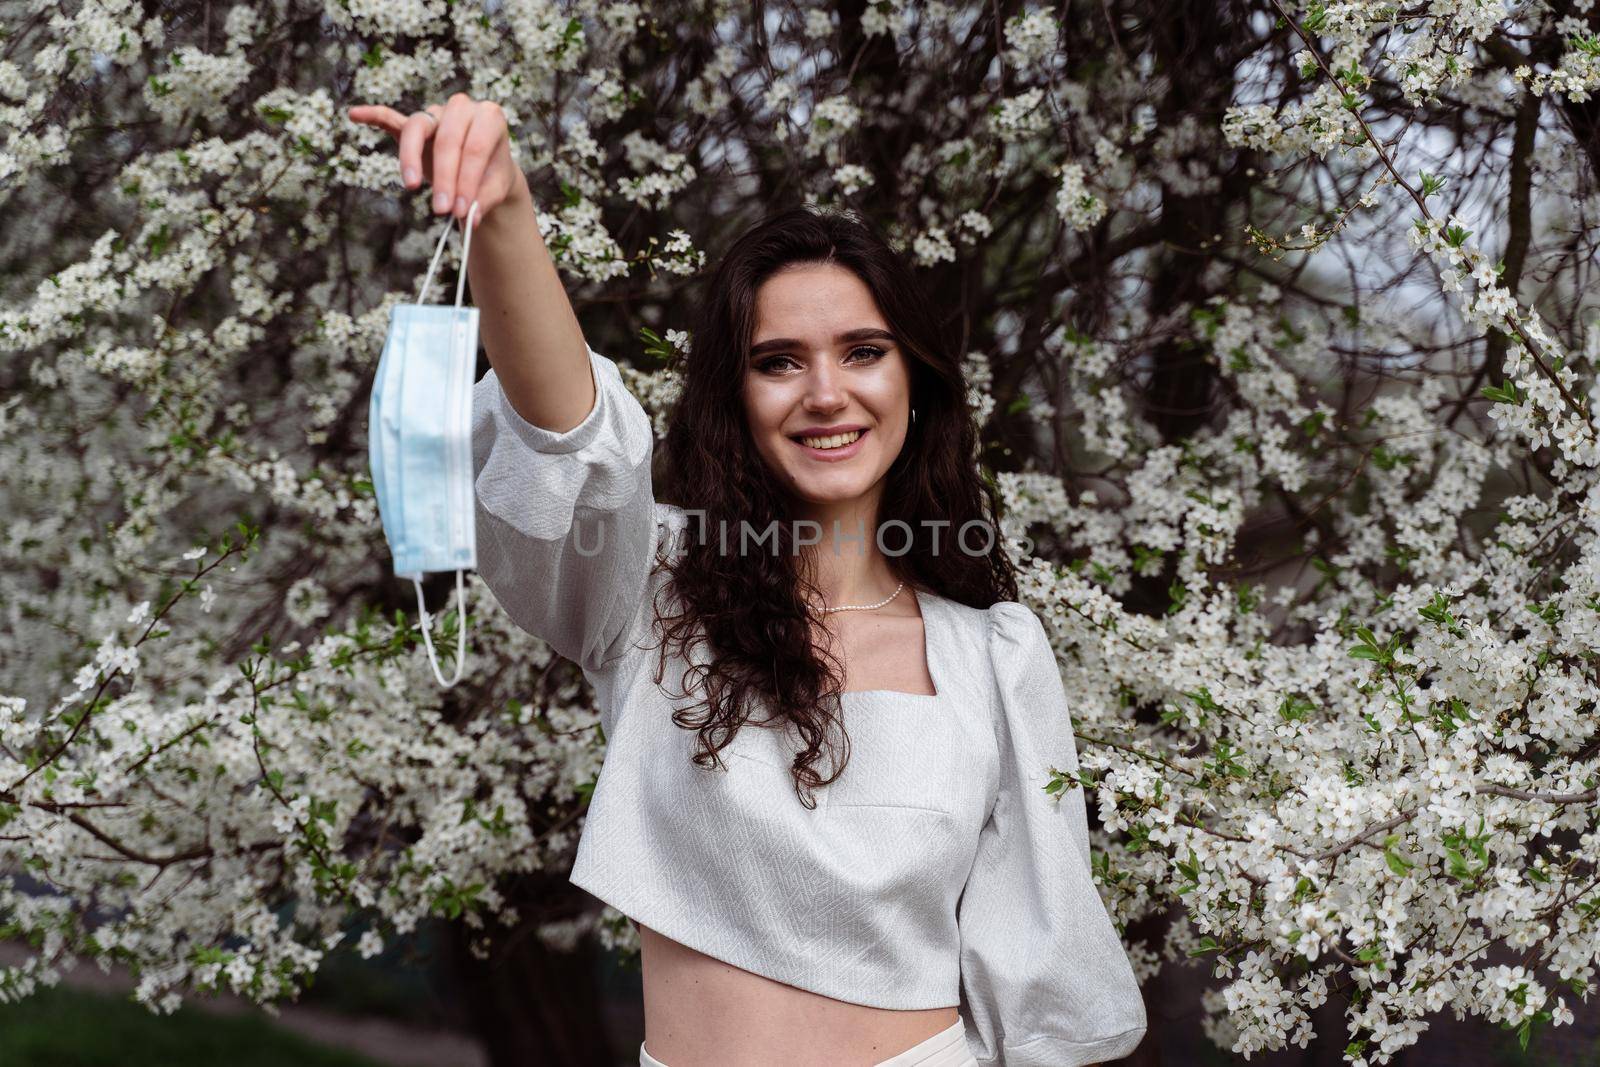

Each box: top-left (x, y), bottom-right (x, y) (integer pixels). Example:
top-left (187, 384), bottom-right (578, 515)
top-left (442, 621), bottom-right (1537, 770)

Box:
top-left (637, 922), bottom-right (959, 1066)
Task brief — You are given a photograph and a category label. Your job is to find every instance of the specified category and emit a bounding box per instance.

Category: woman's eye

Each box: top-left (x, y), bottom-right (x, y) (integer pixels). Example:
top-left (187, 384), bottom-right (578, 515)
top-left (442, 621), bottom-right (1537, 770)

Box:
top-left (754, 347), bottom-right (885, 373)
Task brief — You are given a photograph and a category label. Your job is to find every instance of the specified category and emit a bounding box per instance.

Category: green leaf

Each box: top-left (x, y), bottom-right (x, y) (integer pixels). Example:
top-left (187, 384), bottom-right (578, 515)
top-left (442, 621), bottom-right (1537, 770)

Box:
top-left (1384, 845), bottom-right (1413, 876)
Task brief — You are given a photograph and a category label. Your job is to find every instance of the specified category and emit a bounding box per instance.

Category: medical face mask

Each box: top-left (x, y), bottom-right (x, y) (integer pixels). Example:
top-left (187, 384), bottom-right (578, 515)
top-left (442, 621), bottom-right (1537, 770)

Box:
top-left (369, 201), bottom-right (482, 688)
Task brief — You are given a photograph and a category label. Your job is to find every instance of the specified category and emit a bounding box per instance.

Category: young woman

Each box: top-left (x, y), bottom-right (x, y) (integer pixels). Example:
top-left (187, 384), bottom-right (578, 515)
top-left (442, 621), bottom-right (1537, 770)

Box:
top-left (350, 94), bottom-right (1146, 1067)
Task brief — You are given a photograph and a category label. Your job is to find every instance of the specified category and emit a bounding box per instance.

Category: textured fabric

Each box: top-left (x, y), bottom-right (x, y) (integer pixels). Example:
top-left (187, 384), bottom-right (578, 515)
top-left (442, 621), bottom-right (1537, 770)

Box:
top-left (471, 346), bottom-right (1148, 1067)
top-left (640, 1018), bottom-right (978, 1067)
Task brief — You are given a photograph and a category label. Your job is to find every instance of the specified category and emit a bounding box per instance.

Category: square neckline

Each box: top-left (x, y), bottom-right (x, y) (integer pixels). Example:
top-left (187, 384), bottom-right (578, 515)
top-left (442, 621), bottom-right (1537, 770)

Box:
top-left (839, 586), bottom-right (941, 702)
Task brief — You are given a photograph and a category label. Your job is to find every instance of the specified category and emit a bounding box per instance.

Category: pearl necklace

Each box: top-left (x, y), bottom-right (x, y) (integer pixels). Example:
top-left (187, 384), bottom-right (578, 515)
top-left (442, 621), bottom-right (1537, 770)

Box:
top-left (821, 581), bottom-right (905, 614)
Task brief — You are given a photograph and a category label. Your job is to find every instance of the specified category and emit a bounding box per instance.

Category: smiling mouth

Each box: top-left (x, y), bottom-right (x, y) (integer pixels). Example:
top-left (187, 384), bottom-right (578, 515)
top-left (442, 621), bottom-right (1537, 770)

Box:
top-left (791, 428), bottom-right (866, 450)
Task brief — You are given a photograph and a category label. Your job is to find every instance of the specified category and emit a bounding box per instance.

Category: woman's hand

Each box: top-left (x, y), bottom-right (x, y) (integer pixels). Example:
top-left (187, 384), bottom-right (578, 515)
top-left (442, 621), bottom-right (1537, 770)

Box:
top-left (347, 93), bottom-right (522, 229)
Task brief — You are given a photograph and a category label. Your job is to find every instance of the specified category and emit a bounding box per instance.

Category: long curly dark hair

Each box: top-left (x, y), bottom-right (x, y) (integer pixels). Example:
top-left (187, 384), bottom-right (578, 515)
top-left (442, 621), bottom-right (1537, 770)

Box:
top-left (651, 205), bottom-right (1019, 809)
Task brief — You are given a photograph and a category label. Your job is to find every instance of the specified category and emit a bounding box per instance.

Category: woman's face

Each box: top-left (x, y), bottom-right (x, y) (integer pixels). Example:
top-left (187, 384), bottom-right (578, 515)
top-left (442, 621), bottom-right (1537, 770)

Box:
top-left (742, 262), bottom-right (913, 511)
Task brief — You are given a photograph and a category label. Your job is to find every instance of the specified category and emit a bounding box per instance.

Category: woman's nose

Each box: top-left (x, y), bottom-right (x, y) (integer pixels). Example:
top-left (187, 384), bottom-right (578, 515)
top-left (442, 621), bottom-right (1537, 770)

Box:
top-left (802, 361), bottom-right (846, 410)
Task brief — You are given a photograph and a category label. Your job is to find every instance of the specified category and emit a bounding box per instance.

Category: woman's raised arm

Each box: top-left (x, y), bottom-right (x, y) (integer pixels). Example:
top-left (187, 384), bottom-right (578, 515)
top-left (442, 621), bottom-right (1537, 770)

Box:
top-left (348, 93), bottom-right (595, 435)
top-left (350, 95), bottom-right (662, 677)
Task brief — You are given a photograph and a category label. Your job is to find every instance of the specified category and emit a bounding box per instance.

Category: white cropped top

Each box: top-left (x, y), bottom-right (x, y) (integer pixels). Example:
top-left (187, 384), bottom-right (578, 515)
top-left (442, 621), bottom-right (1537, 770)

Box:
top-left (469, 345), bottom-right (1147, 1066)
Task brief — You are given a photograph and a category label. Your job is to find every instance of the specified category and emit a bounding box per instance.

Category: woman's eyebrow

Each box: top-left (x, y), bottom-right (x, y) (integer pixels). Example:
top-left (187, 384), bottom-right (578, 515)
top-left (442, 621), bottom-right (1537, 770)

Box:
top-left (749, 328), bottom-right (896, 358)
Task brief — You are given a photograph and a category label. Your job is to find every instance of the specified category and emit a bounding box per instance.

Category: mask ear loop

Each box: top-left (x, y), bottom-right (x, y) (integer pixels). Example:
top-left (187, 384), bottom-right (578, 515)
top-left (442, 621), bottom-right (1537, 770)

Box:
top-left (415, 200), bottom-right (480, 304)
top-left (408, 200), bottom-right (480, 689)
top-left (413, 570), bottom-right (468, 688)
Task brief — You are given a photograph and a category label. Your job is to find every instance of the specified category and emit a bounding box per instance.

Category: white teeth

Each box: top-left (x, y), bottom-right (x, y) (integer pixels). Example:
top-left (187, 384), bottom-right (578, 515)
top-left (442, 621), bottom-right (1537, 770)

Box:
top-left (798, 429), bottom-right (863, 450)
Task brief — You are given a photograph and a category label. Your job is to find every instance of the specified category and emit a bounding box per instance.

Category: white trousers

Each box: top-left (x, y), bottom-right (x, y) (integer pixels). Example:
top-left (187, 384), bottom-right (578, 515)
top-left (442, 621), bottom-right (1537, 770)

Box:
top-left (639, 1017), bottom-right (978, 1067)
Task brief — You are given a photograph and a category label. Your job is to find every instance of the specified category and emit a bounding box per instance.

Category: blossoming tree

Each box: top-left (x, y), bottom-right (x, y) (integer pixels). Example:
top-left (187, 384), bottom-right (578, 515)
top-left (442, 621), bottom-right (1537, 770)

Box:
top-left (2, 1), bottom-right (1597, 1064)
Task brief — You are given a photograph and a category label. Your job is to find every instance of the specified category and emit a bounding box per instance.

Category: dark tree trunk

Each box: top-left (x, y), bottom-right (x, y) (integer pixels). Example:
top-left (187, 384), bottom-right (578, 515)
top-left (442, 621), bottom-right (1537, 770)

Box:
top-left (442, 890), bottom-right (616, 1067)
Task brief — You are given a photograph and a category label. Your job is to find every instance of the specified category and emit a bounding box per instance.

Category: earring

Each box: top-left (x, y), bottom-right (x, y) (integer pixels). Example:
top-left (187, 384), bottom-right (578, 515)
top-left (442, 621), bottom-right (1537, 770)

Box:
top-left (911, 406), bottom-right (918, 425)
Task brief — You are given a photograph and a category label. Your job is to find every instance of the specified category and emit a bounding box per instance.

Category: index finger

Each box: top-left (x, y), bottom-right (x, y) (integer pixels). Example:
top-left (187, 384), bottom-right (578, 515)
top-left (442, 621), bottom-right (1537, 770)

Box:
top-left (347, 104), bottom-right (408, 133)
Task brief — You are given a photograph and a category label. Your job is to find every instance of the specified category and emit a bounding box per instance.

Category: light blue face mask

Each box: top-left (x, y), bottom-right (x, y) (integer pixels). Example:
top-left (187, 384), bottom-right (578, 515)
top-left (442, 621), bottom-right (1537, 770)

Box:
top-left (369, 201), bottom-right (482, 687)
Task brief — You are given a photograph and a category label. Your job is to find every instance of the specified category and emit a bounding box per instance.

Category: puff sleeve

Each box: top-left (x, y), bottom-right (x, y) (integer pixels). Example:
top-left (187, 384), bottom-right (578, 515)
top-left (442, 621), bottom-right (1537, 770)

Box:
top-left (470, 344), bottom-right (660, 675)
top-left (956, 601), bottom-right (1147, 1066)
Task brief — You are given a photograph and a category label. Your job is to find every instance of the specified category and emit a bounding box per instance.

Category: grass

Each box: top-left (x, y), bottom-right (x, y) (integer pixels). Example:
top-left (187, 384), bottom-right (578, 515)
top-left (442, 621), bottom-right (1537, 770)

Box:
top-left (0, 984), bottom-right (384, 1067)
